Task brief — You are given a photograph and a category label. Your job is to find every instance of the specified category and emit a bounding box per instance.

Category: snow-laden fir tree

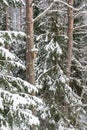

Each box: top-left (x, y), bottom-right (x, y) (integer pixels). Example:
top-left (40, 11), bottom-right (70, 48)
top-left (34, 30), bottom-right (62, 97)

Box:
top-left (34, 0), bottom-right (87, 129)
top-left (0, 0), bottom-right (42, 130)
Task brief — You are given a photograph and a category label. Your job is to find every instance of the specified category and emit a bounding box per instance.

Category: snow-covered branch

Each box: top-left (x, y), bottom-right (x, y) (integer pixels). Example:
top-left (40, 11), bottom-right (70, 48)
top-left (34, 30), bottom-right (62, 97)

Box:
top-left (34, 0), bottom-right (85, 23)
top-left (74, 24), bottom-right (87, 30)
top-left (33, 2), bottom-right (54, 23)
top-left (37, 65), bottom-right (58, 81)
top-left (74, 11), bottom-right (87, 18)
top-left (54, 0), bottom-right (85, 11)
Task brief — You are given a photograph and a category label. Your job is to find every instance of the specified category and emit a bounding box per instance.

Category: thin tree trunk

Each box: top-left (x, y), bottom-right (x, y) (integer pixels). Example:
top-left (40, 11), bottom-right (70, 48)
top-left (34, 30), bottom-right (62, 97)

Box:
top-left (66, 0), bottom-right (74, 82)
top-left (6, 7), bottom-right (10, 74)
top-left (6, 7), bottom-right (9, 31)
top-left (20, 5), bottom-right (22, 31)
top-left (26, 1), bottom-right (36, 130)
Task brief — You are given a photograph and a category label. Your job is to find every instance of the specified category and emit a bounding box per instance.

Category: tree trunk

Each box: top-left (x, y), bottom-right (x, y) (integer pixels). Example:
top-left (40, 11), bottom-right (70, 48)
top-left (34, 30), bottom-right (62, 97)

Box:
top-left (20, 5), bottom-right (22, 31)
top-left (26, 0), bottom-right (35, 85)
top-left (66, 0), bottom-right (74, 82)
top-left (26, 1), bottom-right (36, 130)
top-left (6, 7), bottom-right (10, 74)
top-left (6, 7), bottom-right (9, 31)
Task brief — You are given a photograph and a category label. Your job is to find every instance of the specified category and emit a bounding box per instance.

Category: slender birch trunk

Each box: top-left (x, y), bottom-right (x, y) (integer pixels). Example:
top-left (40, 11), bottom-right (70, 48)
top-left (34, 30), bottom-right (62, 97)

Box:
top-left (66, 0), bottom-right (74, 82)
top-left (26, 1), bottom-right (36, 130)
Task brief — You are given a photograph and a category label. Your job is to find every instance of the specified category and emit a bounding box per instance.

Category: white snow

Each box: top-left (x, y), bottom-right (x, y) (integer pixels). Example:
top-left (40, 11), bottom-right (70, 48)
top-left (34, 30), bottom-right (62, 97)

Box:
top-left (3, 0), bottom-right (8, 6)
top-left (0, 47), bottom-right (15, 60)
top-left (46, 39), bottom-right (62, 55)
top-left (12, 94), bottom-right (36, 111)
top-left (0, 97), bottom-right (4, 110)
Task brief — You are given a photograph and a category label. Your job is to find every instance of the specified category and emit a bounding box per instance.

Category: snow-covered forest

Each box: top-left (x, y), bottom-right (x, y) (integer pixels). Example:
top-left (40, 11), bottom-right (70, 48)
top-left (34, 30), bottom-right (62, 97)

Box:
top-left (0, 0), bottom-right (87, 130)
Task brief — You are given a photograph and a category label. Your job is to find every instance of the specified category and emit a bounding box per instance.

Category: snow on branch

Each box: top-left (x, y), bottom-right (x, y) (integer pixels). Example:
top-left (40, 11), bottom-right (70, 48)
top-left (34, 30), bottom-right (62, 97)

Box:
top-left (0, 47), bottom-right (15, 60)
top-left (74, 11), bottom-right (87, 18)
top-left (54, 0), bottom-right (85, 11)
top-left (33, 2), bottom-right (54, 22)
top-left (5, 75), bottom-right (38, 93)
top-left (0, 88), bottom-right (40, 126)
top-left (0, 47), bottom-right (25, 69)
top-left (3, 0), bottom-right (25, 6)
top-left (74, 24), bottom-right (87, 30)
top-left (33, 0), bottom-right (85, 22)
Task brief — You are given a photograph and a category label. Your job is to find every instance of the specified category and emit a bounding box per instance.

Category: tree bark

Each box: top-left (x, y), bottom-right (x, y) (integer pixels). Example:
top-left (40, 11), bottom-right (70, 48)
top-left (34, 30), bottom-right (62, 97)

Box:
top-left (66, 0), bottom-right (74, 82)
top-left (26, 0), bottom-right (35, 85)
top-left (26, 1), bottom-right (36, 130)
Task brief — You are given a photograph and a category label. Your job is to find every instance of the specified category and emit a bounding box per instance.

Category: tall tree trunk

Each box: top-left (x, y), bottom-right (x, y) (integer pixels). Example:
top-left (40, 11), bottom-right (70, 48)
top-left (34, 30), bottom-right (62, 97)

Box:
top-left (26, 0), bottom-right (35, 85)
top-left (26, 1), bottom-right (36, 130)
top-left (66, 0), bottom-right (74, 82)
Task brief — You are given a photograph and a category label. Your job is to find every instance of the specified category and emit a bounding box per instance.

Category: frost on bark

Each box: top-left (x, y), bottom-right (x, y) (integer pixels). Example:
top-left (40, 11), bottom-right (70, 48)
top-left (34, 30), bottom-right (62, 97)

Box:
top-left (66, 0), bottom-right (74, 82)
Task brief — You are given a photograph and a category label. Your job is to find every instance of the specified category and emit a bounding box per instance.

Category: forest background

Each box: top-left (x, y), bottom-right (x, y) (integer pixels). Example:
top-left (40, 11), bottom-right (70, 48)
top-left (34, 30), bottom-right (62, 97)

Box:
top-left (0, 0), bottom-right (87, 130)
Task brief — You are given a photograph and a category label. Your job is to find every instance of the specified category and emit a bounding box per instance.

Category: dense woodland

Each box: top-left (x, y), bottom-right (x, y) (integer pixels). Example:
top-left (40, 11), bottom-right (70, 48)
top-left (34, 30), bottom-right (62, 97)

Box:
top-left (0, 0), bottom-right (87, 130)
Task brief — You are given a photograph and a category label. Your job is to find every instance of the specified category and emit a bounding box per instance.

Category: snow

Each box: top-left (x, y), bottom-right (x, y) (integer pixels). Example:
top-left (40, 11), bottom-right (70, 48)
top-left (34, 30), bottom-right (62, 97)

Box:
top-left (0, 47), bottom-right (25, 69)
top-left (3, 0), bottom-right (8, 6)
top-left (0, 47), bottom-right (15, 60)
top-left (59, 75), bottom-right (66, 83)
top-left (3, 0), bottom-right (25, 6)
top-left (57, 119), bottom-right (75, 130)
top-left (0, 37), bottom-right (4, 44)
top-left (12, 94), bottom-right (36, 111)
top-left (0, 31), bottom-right (26, 39)
top-left (46, 39), bottom-right (62, 55)
top-left (0, 125), bottom-right (10, 130)
top-left (31, 48), bottom-right (38, 52)
top-left (10, 61), bottom-right (25, 69)
top-left (49, 85), bottom-right (56, 91)
top-left (5, 75), bottom-right (38, 93)
top-left (41, 112), bottom-right (48, 120)
top-left (0, 115), bottom-right (10, 130)
top-left (0, 97), bottom-right (4, 110)
top-left (0, 30), bottom-right (26, 70)
top-left (0, 86), bottom-right (40, 127)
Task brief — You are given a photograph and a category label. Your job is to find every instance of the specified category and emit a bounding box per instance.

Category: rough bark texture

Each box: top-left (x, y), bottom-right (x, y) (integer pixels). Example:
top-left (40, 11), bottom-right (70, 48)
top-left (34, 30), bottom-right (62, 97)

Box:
top-left (66, 0), bottom-right (74, 81)
top-left (26, 0), bottom-right (35, 85)
top-left (26, 1), bottom-right (36, 130)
